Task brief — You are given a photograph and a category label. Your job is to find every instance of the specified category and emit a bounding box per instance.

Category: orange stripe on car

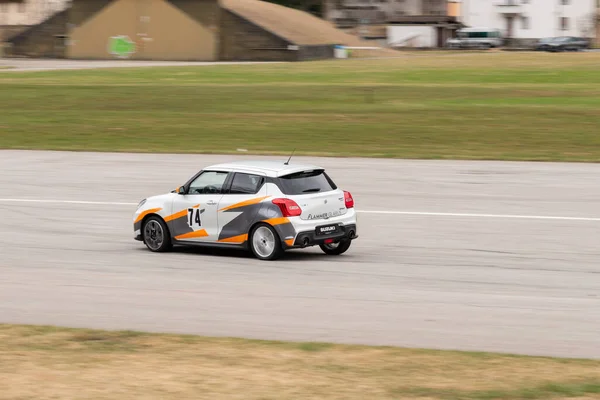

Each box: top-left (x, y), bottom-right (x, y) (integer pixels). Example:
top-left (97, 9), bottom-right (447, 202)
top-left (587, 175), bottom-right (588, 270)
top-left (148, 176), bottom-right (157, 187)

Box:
top-left (164, 204), bottom-right (199, 222)
top-left (175, 229), bottom-right (208, 240)
top-left (219, 196), bottom-right (270, 212)
top-left (218, 234), bottom-right (248, 243)
top-left (164, 209), bottom-right (188, 222)
top-left (134, 208), bottom-right (162, 223)
top-left (263, 217), bottom-right (289, 226)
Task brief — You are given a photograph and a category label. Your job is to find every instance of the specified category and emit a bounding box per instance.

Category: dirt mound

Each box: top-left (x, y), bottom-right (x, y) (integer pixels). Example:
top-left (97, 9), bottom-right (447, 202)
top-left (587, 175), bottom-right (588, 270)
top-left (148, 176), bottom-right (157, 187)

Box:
top-left (220, 0), bottom-right (398, 57)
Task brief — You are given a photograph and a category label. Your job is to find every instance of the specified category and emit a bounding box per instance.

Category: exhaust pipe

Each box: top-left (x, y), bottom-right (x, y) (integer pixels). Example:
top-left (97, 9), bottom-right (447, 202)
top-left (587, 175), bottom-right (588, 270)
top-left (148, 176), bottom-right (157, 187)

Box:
top-left (302, 237), bottom-right (310, 247)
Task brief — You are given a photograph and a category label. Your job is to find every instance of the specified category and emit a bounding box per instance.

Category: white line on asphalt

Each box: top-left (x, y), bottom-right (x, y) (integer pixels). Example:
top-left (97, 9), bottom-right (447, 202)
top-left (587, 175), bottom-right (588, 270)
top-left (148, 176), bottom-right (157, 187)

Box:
top-left (0, 198), bottom-right (599, 222)
top-left (361, 210), bottom-right (600, 221)
top-left (0, 198), bottom-right (136, 206)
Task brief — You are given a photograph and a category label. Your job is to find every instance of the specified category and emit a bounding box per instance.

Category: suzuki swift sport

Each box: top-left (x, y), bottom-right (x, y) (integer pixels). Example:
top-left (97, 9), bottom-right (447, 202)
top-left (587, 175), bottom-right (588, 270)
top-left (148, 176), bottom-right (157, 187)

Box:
top-left (133, 160), bottom-right (358, 260)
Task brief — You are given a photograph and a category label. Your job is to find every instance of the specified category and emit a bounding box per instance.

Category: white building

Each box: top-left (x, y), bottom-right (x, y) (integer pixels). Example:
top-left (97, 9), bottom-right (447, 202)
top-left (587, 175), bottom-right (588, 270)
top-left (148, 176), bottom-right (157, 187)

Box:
top-left (457, 0), bottom-right (598, 42)
top-left (0, 0), bottom-right (69, 26)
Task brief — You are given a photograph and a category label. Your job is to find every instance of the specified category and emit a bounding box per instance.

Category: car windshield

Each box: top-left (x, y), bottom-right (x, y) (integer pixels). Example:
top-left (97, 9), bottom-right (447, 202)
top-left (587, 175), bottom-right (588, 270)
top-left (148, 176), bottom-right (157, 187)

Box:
top-left (277, 169), bottom-right (337, 195)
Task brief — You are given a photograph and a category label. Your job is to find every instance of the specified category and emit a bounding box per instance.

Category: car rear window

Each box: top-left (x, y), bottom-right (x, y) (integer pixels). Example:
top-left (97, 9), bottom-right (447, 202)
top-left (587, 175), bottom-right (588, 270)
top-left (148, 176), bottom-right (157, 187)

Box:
top-left (277, 169), bottom-right (337, 195)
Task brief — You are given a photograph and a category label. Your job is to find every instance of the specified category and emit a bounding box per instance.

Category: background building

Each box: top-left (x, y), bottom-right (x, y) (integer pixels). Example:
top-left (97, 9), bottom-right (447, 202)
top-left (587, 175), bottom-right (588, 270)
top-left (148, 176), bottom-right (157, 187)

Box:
top-left (2, 0), bottom-right (395, 60)
top-left (322, 0), bottom-right (461, 48)
top-left (457, 0), bottom-right (598, 45)
top-left (0, 0), bottom-right (68, 44)
top-left (323, 0), bottom-right (449, 25)
top-left (0, 0), bottom-right (68, 25)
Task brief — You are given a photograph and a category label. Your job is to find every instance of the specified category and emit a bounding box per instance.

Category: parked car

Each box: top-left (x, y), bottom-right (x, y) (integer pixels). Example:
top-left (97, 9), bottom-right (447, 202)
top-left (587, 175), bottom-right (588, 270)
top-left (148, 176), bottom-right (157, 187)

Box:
top-left (536, 36), bottom-right (590, 52)
top-left (534, 37), bottom-right (557, 51)
top-left (446, 27), bottom-right (504, 49)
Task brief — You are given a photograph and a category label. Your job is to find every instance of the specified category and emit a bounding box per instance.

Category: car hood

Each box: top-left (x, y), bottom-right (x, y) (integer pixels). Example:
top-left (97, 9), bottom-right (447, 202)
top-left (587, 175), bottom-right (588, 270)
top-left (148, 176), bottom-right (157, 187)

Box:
top-left (138, 192), bottom-right (175, 208)
top-left (148, 193), bottom-right (176, 202)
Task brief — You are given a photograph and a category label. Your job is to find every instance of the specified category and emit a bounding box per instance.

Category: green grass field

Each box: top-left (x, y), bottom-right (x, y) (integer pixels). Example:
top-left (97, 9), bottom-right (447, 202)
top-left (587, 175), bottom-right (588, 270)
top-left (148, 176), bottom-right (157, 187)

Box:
top-left (2, 52), bottom-right (600, 161)
top-left (2, 324), bottom-right (600, 400)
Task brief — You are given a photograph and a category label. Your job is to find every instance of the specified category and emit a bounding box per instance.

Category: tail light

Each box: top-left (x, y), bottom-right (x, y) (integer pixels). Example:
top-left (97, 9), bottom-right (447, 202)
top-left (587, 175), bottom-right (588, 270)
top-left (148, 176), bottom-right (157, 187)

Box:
top-left (344, 191), bottom-right (354, 208)
top-left (272, 198), bottom-right (302, 217)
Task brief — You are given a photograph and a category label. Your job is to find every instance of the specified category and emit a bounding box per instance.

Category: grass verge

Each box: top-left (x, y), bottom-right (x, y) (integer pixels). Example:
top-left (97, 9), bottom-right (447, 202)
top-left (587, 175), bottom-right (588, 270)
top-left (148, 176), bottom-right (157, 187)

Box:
top-left (1, 324), bottom-right (600, 399)
top-left (1, 52), bottom-right (600, 161)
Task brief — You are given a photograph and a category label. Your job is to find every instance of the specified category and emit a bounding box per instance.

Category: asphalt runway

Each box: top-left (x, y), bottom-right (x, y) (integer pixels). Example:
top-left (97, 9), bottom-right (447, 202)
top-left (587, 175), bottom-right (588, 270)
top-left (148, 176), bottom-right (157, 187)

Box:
top-left (1, 150), bottom-right (599, 359)
top-left (0, 59), bottom-right (279, 72)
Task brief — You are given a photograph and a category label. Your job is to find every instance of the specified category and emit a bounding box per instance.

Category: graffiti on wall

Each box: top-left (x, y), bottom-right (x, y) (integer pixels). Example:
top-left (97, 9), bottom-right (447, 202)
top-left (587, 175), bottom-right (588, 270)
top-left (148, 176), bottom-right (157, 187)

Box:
top-left (107, 35), bottom-right (136, 58)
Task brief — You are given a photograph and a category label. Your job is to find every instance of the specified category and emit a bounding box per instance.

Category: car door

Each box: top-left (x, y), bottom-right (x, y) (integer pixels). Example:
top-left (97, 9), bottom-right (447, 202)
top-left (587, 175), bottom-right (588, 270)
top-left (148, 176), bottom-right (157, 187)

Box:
top-left (216, 171), bottom-right (268, 244)
top-left (169, 170), bottom-right (230, 243)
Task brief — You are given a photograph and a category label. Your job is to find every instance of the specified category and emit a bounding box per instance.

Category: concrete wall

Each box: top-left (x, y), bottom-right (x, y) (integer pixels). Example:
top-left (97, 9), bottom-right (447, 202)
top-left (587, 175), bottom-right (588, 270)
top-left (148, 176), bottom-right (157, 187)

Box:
top-left (219, 8), bottom-right (332, 61)
top-left (219, 7), bottom-right (293, 61)
top-left (67, 0), bottom-right (217, 60)
top-left (297, 43), bottom-right (334, 61)
top-left (387, 24), bottom-right (436, 47)
top-left (140, 0), bottom-right (217, 60)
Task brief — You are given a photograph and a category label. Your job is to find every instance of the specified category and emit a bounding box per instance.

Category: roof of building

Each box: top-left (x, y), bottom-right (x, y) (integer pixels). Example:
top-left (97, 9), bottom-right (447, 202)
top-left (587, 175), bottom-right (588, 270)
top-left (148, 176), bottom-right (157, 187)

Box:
top-left (220, 0), bottom-right (395, 50)
top-left (205, 159), bottom-right (324, 177)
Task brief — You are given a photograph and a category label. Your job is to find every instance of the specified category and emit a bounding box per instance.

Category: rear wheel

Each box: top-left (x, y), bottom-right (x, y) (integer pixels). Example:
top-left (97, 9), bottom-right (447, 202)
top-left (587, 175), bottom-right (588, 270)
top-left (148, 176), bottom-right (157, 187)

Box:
top-left (142, 216), bottom-right (172, 252)
top-left (319, 239), bottom-right (351, 256)
top-left (250, 223), bottom-right (284, 261)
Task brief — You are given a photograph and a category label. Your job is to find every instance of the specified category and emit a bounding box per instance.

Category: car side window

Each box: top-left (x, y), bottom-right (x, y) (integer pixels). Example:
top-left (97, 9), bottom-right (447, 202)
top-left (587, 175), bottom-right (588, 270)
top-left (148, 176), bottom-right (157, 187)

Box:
top-left (188, 171), bottom-right (229, 194)
top-left (229, 173), bottom-right (264, 195)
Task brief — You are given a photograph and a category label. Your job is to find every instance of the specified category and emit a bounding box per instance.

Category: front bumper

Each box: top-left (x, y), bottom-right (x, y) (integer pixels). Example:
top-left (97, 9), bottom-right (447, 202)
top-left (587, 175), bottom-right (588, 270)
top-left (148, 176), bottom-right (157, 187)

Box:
top-left (292, 223), bottom-right (357, 248)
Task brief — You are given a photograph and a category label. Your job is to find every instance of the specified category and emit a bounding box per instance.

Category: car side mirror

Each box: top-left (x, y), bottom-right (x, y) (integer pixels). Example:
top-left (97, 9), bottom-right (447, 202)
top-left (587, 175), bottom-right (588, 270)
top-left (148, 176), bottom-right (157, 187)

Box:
top-left (177, 186), bottom-right (186, 195)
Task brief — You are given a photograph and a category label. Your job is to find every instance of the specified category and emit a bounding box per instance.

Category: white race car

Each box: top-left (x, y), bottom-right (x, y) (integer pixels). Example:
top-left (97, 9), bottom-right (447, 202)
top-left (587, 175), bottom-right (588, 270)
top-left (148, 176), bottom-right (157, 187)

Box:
top-left (133, 160), bottom-right (358, 260)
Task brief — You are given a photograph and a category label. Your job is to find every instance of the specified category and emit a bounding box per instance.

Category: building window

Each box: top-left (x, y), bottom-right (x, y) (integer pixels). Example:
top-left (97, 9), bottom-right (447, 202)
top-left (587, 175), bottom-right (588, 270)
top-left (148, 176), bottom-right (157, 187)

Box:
top-left (560, 16), bottom-right (569, 30)
top-left (521, 16), bottom-right (529, 29)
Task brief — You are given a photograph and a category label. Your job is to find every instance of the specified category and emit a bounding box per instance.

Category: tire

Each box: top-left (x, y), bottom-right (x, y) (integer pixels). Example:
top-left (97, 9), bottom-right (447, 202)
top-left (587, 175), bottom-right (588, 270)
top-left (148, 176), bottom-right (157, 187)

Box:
top-left (319, 239), bottom-right (352, 256)
top-left (142, 215), bottom-right (172, 252)
top-left (249, 223), bottom-right (284, 261)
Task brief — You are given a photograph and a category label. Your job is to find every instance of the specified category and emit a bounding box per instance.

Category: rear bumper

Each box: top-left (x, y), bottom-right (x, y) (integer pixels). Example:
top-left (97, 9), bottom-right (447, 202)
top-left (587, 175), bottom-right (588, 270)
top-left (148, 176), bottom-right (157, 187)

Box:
top-left (292, 223), bottom-right (357, 248)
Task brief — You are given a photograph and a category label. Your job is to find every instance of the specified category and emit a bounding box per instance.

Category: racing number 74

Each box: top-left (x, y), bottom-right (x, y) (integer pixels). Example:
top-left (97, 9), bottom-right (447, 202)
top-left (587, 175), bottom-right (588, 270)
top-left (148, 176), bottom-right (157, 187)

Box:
top-left (187, 208), bottom-right (203, 228)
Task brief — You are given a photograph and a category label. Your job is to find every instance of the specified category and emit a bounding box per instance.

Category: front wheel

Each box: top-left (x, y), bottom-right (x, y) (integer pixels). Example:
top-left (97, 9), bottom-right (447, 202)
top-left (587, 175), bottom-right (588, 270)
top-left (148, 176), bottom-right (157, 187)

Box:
top-left (142, 216), bottom-right (172, 252)
top-left (319, 239), bottom-right (352, 256)
top-left (250, 223), bottom-right (284, 261)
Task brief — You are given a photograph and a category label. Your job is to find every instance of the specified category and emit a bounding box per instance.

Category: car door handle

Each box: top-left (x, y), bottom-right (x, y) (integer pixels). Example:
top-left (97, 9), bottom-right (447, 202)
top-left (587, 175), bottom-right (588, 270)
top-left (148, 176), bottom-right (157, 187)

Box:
top-left (207, 200), bottom-right (217, 205)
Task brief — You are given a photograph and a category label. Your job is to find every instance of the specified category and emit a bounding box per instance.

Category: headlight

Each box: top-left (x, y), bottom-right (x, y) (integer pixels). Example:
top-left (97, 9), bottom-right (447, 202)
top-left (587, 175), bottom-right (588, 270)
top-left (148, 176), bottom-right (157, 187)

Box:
top-left (137, 199), bottom-right (147, 209)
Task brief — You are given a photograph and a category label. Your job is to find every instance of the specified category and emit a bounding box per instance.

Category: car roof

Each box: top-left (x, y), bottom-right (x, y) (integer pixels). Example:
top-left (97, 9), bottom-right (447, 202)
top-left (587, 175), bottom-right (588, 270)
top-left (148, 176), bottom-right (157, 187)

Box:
top-left (203, 160), bottom-right (325, 177)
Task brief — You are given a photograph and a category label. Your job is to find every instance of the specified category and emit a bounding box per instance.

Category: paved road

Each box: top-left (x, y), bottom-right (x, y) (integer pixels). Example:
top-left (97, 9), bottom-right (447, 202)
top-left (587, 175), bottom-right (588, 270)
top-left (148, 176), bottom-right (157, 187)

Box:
top-left (1, 150), bottom-right (599, 359)
top-left (0, 59), bottom-right (280, 72)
